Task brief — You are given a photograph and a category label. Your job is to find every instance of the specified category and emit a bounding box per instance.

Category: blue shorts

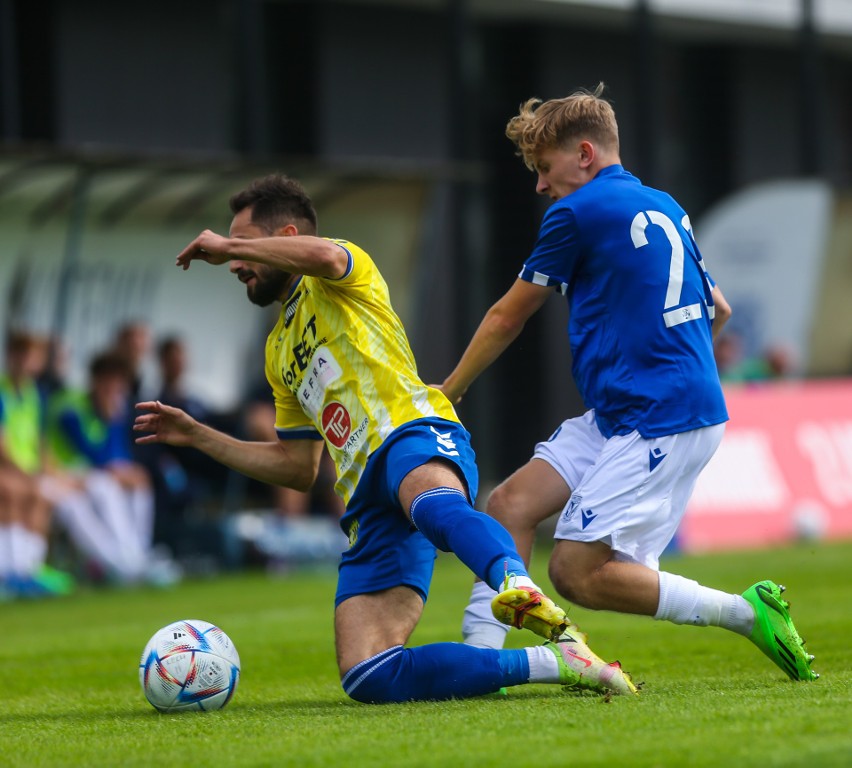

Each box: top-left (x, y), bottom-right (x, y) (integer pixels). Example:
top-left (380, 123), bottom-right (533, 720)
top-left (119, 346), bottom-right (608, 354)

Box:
top-left (334, 417), bottom-right (479, 607)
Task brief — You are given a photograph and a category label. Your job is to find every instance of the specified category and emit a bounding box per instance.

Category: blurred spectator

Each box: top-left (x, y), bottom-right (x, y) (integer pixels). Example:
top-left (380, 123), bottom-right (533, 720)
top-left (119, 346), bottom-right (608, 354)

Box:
top-left (715, 331), bottom-right (794, 383)
top-left (0, 331), bottom-right (75, 597)
top-left (112, 320), bottom-right (152, 401)
top-left (46, 350), bottom-right (180, 585)
top-left (145, 335), bottom-right (229, 558)
top-left (714, 331), bottom-right (746, 382)
top-left (35, 334), bottom-right (71, 403)
top-left (156, 336), bottom-right (208, 421)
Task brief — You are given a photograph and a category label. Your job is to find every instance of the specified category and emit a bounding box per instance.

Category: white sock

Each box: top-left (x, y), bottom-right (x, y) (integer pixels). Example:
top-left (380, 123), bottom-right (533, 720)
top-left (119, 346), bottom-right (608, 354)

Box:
top-left (86, 474), bottom-right (147, 574)
top-left (52, 492), bottom-right (143, 580)
top-left (525, 645), bottom-right (561, 684)
top-left (128, 487), bottom-right (155, 556)
top-left (9, 524), bottom-right (36, 575)
top-left (462, 581), bottom-right (511, 648)
top-left (655, 571), bottom-right (755, 636)
top-left (0, 525), bottom-right (12, 575)
top-left (12, 526), bottom-right (47, 574)
top-left (509, 574), bottom-right (539, 592)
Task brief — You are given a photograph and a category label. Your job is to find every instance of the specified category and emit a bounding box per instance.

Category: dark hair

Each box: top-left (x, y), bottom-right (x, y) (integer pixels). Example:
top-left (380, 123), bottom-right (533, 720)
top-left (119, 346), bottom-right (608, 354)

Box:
top-left (89, 351), bottom-right (132, 381)
top-left (229, 174), bottom-right (318, 235)
top-left (157, 336), bottom-right (182, 360)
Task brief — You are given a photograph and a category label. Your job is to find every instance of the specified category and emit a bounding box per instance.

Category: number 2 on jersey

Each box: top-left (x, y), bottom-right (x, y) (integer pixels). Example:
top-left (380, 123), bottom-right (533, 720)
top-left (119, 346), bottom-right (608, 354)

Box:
top-left (630, 210), bottom-right (704, 329)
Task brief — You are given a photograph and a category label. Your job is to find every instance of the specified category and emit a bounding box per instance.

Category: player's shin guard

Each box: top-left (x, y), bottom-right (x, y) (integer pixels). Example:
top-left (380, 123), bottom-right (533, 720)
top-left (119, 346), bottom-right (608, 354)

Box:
top-left (341, 643), bottom-right (529, 703)
top-left (408, 487), bottom-right (527, 591)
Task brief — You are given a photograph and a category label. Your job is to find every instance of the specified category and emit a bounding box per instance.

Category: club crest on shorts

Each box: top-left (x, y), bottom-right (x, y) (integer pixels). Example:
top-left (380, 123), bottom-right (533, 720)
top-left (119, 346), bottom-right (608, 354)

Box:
top-left (562, 494), bottom-right (581, 523)
top-left (563, 494), bottom-right (597, 529)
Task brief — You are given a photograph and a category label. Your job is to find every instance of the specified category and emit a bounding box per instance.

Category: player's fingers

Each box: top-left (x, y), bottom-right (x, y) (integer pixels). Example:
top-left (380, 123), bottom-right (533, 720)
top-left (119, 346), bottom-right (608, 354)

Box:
top-left (176, 237), bottom-right (204, 268)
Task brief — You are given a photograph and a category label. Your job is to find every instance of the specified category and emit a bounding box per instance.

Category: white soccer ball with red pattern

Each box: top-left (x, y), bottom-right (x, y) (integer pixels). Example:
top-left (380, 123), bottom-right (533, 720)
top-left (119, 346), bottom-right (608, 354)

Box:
top-left (139, 619), bottom-right (240, 713)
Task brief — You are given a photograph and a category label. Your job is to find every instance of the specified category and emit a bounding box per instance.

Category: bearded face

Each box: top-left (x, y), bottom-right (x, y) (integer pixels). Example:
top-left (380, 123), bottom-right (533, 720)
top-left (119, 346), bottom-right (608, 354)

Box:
top-left (235, 263), bottom-right (291, 307)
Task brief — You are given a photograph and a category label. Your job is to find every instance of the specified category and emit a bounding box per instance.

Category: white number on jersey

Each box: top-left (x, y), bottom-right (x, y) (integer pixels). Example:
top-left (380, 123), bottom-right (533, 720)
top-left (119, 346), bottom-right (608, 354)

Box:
top-left (630, 210), bottom-right (707, 329)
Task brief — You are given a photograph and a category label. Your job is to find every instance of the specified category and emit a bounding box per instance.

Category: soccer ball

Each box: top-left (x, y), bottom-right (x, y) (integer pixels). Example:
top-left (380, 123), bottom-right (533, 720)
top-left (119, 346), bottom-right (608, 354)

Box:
top-left (139, 619), bottom-right (240, 713)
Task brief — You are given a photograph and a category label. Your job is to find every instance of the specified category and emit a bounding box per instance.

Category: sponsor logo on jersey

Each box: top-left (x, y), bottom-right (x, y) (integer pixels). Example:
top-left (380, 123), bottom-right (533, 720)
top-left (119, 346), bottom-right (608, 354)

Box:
top-left (298, 345), bottom-right (341, 417)
top-left (279, 314), bottom-right (324, 389)
top-left (649, 447), bottom-right (667, 472)
top-left (348, 518), bottom-right (359, 548)
top-left (322, 401), bottom-right (351, 448)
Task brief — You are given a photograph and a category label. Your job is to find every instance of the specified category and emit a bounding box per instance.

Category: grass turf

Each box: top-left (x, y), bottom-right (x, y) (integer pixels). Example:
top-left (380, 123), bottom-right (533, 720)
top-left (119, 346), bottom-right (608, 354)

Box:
top-left (0, 539), bottom-right (850, 767)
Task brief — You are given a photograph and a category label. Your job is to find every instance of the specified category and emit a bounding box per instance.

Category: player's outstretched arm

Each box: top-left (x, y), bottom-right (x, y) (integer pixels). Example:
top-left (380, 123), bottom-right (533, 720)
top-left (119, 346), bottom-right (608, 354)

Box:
top-left (134, 401), bottom-right (323, 491)
top-left (176, 228), bottom-right (348, 278)
top-left (440, 279), bottom-right (552, 404)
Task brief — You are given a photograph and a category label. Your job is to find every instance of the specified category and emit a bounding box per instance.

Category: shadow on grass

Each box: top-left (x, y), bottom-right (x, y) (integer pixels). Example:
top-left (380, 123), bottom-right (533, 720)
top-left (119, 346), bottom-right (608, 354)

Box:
top-left (0, 686), bottom-right (617, 727)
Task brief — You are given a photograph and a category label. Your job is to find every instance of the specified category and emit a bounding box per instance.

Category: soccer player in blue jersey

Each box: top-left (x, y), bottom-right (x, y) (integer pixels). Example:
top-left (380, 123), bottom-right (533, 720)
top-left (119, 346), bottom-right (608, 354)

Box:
top-left (440, 85), bottom-right (818, 683)
top-left (133, 173), bottom-right (638, 702)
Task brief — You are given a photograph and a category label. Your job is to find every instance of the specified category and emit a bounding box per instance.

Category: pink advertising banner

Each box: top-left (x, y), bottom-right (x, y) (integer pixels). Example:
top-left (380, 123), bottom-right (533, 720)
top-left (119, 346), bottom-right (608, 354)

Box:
top-left (680, 379), bottom-right (852, 551)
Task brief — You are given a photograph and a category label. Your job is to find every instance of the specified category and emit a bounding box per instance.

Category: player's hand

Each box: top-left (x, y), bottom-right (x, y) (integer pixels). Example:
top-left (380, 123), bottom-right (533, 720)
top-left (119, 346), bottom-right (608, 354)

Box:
top-left (134, 401), bottom-right (197, 447)
top-left (431, 383), bottom-right (463, 405)
top-left (176, 230), bottom-right (232, 270)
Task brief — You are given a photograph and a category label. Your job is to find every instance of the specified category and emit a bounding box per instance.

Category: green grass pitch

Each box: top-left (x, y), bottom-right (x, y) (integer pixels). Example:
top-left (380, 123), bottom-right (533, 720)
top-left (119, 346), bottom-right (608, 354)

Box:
top-left (1, 539), bottom-right (850, 767)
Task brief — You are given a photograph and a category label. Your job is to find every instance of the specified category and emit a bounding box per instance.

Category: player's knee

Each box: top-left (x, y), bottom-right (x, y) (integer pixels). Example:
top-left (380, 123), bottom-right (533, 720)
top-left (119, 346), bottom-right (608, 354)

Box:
top-left (485, 481), bottom-right (513, 521)
top-left (548, 556), bottom-right (598, 608)
top-left (486, 481), bottom-right (532, 528)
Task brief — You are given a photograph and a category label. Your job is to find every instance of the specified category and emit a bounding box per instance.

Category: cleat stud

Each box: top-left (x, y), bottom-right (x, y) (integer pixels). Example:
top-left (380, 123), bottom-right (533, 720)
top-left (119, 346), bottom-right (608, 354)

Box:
top-left (808, 654), bottom-right (815, 662)
top-left (778, 584), bottom-right (786, 592)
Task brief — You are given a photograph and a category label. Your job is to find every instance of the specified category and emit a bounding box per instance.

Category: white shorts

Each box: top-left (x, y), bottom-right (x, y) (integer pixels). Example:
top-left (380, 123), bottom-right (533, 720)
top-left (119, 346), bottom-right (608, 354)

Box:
top-left (533, 410), bottom-right (725, 571)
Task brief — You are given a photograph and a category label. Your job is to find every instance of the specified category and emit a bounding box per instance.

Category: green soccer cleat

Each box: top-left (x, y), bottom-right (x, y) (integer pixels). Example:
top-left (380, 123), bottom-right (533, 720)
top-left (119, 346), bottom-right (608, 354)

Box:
top-left (491, 587), bottom-right (569, 641)
top-left (545, 629), bottom-right (640, 696)
top-left (742, 580), bottom-right (818, 682)
top-left (34, 565), bottom-right (76, 596)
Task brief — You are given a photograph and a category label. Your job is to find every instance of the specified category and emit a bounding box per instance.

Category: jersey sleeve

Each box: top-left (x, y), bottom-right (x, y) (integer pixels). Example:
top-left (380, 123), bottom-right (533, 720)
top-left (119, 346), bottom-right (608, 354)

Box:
top-left (322, 238), bottom-right (371, 289)
top-left (518, 205), bottom-right (580, 294)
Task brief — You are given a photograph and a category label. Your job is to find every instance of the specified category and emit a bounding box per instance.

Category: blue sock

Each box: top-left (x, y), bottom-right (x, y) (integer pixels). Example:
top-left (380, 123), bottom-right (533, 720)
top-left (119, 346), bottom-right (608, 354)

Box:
top-left (341, 643), bottom-right (530, 703)
top-left (409, 487), bottom-right (529, 592)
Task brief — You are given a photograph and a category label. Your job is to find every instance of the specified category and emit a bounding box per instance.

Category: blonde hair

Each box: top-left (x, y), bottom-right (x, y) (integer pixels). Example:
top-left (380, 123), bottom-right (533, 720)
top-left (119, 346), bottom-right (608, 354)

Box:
top-left (506, 82), bottom-right (619, 169)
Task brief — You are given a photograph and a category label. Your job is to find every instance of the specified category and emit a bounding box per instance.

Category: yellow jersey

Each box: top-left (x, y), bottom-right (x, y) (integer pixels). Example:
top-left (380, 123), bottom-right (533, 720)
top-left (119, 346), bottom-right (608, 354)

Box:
top-left (265, 238), bottom-right (459, 503)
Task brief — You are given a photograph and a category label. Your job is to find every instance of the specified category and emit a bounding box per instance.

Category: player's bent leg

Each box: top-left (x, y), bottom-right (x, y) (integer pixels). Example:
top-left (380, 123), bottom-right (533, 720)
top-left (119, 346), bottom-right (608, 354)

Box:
top-left (486, 458), bottom-right (572, 564)
top-left (336, 586), bottom-right (529, 703)
top-left (548, 539), bottom-right (661, 615)
top-left (335, 586), bottom-right (424, 677)
top-left (466, 457), bottom-right (574, 647)
top-left (401, 461), bottom-right (570, 642)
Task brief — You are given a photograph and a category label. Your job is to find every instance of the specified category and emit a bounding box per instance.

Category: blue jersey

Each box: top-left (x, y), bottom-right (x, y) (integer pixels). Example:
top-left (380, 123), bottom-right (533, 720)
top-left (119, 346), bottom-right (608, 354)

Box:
top-left (520, 164), bottom-right (728, 438)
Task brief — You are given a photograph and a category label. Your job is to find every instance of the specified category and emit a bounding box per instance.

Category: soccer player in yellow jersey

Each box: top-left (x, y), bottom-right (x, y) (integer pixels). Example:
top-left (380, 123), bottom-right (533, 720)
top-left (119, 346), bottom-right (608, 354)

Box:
top-left (134, 174), bottom-right (637, 701)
